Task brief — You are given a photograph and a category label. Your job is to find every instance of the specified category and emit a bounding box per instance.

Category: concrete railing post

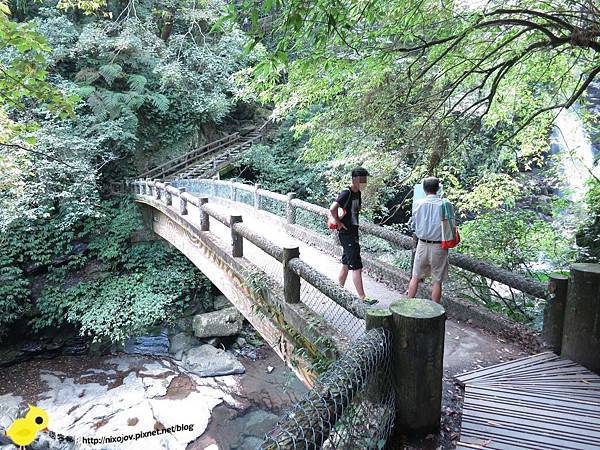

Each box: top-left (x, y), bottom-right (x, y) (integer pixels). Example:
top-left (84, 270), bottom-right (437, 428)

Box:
top-left (145, 178), bottom-right (152, 197)
top-left (282, 246), bottom-right (300, 303)
top-left (178, 188), bottom-right (188, 215)
top-left (154, 179), bottom-right (161, 201)
top-left (543, 274), bottom-right (569, 354)
top-left (199, 197), bottom-right (209, 231)
top-left (164, 183), bottom-right (172, 206)
top-left (254, 183), bottom-right (261, 210)
top-left (230, 215), bottom-right (243, 257)
top-left (230, 180), bottom-right (236, 201)
top-left (286, 192), bottom-right (297, 224)
top-left (390, 299), bottom-right (445, 435)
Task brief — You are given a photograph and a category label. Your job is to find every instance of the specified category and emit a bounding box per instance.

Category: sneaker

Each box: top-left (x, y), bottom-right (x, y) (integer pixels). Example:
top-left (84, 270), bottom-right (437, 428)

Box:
top-left (360, 296), bottom-right (378, 305)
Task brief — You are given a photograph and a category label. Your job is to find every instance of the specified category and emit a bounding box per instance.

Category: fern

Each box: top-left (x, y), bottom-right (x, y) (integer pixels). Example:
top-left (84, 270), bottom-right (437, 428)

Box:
top-left (86, 91), bottom-right (108, 120)
top-left (103, 91), bottom-right (123, 118)
top-left (145, 92), bottom-right (169, 112)
top-left (127, 74), bottom-right (147, 93)
top-left (123, 91), bottom-right (145, 111)
top-left (76, 85), bottom-right (96, 96)
top-left (98, 63), bottom-right (123, 86)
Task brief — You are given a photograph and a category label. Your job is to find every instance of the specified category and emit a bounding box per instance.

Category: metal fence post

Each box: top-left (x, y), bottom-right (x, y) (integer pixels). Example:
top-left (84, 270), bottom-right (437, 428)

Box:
top-left (179, 188), bottom-right (188, 215)
top-left (230, 215), bottom-right (243, 257)
top-left (199, 197), bottom-right (209, 231)
top-left (254, 183), bottom-right (261, 210)
top-left (286, 192), bottom-right (297, 224)
top-left (283, 246), bottom-right (300, 303)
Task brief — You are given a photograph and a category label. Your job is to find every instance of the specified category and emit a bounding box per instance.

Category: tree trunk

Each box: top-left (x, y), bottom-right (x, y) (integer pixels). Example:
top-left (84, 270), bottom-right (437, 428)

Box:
top-left (390, 299), bottom-right (445, 434)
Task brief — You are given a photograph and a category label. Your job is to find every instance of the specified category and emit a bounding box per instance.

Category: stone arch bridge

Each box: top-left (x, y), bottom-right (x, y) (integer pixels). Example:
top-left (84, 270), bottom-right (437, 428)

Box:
top-left (130, 178), bottom-right (546, 386)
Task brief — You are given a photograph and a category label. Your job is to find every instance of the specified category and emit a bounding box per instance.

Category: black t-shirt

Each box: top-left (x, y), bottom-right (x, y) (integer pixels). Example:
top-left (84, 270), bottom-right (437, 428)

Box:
top-left (335, 188), bottom-right (361, 235)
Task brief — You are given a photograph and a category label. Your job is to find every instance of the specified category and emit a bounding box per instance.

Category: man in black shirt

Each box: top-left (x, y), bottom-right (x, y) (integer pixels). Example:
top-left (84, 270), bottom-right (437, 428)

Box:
top-left (329, 167), bottom-right (375, 304)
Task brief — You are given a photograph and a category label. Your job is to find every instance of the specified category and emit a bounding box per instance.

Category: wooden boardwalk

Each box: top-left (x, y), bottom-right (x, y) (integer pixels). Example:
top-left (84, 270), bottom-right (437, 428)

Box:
top-left (455, 352), bottom-right (600, 450)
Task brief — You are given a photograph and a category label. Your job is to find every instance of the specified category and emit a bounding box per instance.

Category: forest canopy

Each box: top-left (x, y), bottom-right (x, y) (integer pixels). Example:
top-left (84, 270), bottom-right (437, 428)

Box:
top-left (233, 0), bottom-right (599, 207)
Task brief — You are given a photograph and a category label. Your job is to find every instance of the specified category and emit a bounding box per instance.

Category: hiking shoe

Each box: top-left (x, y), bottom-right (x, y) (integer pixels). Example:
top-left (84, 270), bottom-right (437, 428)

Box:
top-left (361, 296), bottom-right (378, 305)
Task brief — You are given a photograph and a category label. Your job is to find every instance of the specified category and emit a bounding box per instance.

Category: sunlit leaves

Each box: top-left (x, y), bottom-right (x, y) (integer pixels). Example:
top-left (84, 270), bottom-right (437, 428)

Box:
top-left (0, 16), bottom-right (75, 129)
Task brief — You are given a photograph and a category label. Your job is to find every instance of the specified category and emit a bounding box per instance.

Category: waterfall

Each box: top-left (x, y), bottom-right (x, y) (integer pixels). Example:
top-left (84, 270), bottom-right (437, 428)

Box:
top-left (550, 108), bottom-right (599, 202)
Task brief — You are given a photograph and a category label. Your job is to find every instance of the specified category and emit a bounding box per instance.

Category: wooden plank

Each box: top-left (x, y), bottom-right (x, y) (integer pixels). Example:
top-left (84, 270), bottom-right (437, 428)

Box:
top-left (464, 396), bottom-right (600, 416)
top-left (464, 359), bottom-right (581, 383)
top-left (457, 353), bottom-right (600, 450)
top-left (460, 431), bottom-right (568, 450)
top-left (461, 406), bottom-right (600, 437)
top-left (471, 385), bottom-right (600, 400)
top-left (456, 352), bottom-right (558, 385)
top-left (466, 385), bottom-right (600, 411)
top-left (462, 398), bottom-right (600, 427)
top-left (459, 431), bottom-right (570, 450)
top-left (461, 419), bottom-right (599, 450)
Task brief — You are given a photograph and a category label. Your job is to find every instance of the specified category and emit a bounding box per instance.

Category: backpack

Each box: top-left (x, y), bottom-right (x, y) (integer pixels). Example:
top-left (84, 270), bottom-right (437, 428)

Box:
top-left (327, 188), bottom-right (352, 230)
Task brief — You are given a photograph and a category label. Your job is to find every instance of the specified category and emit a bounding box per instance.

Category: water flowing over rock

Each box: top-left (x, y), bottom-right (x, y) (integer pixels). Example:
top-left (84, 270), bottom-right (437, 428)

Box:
top-left (123, 329), bottom-right (170, 356)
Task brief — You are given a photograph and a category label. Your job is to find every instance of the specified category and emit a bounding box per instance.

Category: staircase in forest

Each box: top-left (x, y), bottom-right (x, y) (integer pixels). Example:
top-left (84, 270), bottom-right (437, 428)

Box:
top-left (140, 122), bottom-right (269, 181)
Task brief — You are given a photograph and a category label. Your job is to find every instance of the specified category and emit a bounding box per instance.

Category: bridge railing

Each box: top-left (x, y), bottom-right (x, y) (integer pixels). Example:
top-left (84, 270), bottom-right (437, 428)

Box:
top-left (131, 179), bottom-right (368, 331)
top-left (139, 119), bottom-right (275, 181)
top-left (166, 178), bottom-right (548, 300)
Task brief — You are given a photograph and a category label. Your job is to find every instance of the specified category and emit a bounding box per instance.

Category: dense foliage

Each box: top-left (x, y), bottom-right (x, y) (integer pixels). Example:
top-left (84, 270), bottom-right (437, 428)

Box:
top-left (0, 0), bottom-right (257, 343)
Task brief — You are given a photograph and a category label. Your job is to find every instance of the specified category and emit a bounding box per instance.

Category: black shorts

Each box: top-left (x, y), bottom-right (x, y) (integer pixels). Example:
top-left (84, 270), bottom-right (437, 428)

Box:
top-left (339, 232), bottom-right (363, 270)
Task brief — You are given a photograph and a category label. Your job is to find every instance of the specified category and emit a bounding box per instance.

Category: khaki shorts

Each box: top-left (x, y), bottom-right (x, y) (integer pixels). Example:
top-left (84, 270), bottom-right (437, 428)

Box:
top-left (412, 240), bottom-right (449, 283)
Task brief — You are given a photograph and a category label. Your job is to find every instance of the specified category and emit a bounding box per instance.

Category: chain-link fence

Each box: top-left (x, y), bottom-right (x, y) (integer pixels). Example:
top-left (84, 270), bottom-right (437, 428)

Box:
top-left (259, 327), bottom-right (395, 449)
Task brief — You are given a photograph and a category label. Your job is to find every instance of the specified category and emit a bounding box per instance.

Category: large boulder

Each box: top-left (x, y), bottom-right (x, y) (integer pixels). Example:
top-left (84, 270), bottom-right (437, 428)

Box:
top-left (169, 332), bottom-right (201, 360)
top-left (181, 345), bottom-right (245, 377)
top-left (193, 307), bottom-right (243, 338)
